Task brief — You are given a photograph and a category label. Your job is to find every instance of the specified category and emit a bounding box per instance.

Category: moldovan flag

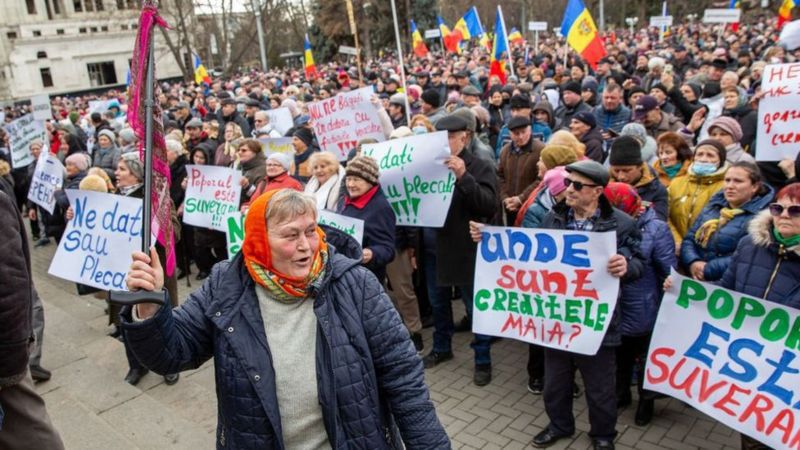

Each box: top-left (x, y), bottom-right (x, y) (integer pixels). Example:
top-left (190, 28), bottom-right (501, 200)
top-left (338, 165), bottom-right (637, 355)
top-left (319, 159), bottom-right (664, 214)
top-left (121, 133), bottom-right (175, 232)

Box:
top-left (779, 0), bottom-right (796, 29)
top-left (480, 33), bottom-right (492, 51)
top-left (560, 0), bottom-right (607, 68)
top-left (193, 54), bottom-right (211, 85)
top-left (730, 0), bottom-right (741, 32)
top-left (438, 16), bottom-right (460, 54)
top-left (411, 20), bottom-right (428, 57)
top-left (304, 34), bottom-right (317, 79)
top-left (489, 6), bottom-right (510, 85)
top-left (453, 7), bottom-right (484, 42)
top-left (508, 27), bottom-right (524, 46)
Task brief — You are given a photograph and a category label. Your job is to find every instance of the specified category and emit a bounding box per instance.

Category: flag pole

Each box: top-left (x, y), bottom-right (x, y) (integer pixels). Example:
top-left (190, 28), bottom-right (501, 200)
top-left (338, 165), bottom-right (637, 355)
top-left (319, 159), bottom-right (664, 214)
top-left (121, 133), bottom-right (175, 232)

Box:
top-left (498, 6), bottom-right (515, 78)
top-left (390, 0), bottom-right (411, 125)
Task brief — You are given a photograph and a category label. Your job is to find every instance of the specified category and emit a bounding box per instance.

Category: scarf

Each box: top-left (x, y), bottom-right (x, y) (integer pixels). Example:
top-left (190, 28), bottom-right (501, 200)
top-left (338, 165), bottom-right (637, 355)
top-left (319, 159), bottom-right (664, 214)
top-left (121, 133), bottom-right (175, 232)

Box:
top-left (242, 190), bottom-right (329, 303)
top-left (119, 183), bottom-right (143, 196)
top-left (663, 162), bottom-right (683, 179)
top-left (772, 227), bottom-right (800, 248)
top-left (305, 167), bottom-right (343, 211)
top-left (694, 207), bottom-right (744, 248)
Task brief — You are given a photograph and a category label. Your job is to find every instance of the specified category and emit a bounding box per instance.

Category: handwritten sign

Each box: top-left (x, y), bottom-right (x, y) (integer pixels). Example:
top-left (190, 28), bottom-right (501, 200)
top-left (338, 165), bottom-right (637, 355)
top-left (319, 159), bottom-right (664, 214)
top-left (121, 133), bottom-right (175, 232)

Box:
top-left (31, 94), bottom-right (52, 121)
top-left (318, 210), bottom-right (364, 244)
top-left (257, 137), bottom-right (294, 155)
top-left (308, 87), bottom-right (385, 160)
top-left (473, 227), bottom-right (619, 355)
top-left (48, 190), bottom-right (142, 291)
top-left (361, 132), bottom-right (454, 226)
top-left (225, 212), bottom-right (245, 259)
top-left (88, 100), bottom-right (111, 114)
top-left (183, 165), bottom-right (242, 231)
top-left (698, 94), bottom-right (725, 142)
top-left (3, 114), bottom-right (45, 168)
top-left (265, 107), bottom-right (294, 136)
top-left (27, 150), bottom-right (64, 214)
top-left (703, 8), bottom-right (741, 23)
top-left (756, 63), bottom-right (800, 161)
top-left (645, 272), bottom-right (800, 449)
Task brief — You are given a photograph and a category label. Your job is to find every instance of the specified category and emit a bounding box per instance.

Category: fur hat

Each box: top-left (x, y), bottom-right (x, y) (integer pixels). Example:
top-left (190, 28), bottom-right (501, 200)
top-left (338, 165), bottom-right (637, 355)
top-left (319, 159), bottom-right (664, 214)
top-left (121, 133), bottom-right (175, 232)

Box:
top-left (707, 116), bottom-right (743, 142)
top-left (346, 156), bottom-right (380, 186)
top-left (267, 152), bottom-right (293, 172)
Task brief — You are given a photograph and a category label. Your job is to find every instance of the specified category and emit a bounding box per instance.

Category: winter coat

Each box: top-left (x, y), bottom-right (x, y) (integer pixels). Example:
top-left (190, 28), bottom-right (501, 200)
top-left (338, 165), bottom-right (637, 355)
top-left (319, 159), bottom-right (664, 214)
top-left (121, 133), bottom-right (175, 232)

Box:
top-left (719, 210), bottom-right (800, 307)
top-left (725, 143), bottom-right (756, 164)
top-left (54, 170), bottom-right (87, 214)
top-left (593, 104), bottom-right (632, 134)
top-left (238, 153), bottom-right (267, 205)
top-left (493, 121), bottom-right (551, 159)
top-left (497, 137), bottom-right (544, 203)
top-left (338, 186), bottom-right (396, 282)
top-left (644, 111), bottom-right (686, 141)
top-left (294, 146), bottom-right (319, 183)
top-left (722, 105), bottom-right (758, 152)
top-left (667, 87), bottom-right (703, 123)
top-left (521, 186), bottom-right (555, 228)
top-left (436, 148), bottom-right (497, 286)
top-left (0, 191), bottom-right (32, 388)
top-left (245, 172), bottom-right (303, 208)
top-left (120, 248), bottom-right (449, 450)
top-left (216, 111), bottom-right (251, 145)
top-left (169, 154), bottom-right (189, 208)
top-left (579, 127), bottom-right (606, 163)
top-left (187, 133), bottom-right (217, 159)
top-left (92, 145), bottom-right (121, 182)
top-left (652, 159), bottom-right (689, 187)
top-left (305, 166), bottom-right (345, 211)
top-left (619, 165), bottom-right (669, 221)
top-left (554, 100), bottom-right (592, 131)
top-left (538, 196), bottom-right (645, 347)
top-left (667, 164), bottom-right (727, 247)
top-left (680, 185), bottom-right (775, 281)
top-left (618, 208), bottom-right (676, 336)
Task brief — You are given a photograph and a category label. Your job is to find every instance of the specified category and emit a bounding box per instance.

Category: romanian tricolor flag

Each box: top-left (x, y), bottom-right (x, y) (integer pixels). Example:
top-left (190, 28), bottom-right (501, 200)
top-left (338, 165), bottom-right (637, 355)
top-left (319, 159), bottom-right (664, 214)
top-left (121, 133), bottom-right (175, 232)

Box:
top-left (508, 27), bottom-right (524, 46)
top-left (193, 53), bottom-right (211, 85)
top-left (730, 0), bottom-right (741, 32)
top-left (489, 6), bottom-right (510, 85)
top-left (411, 20), bottom-right (428, 57)
top-left (779, 0), bottom-right (796, 29)
top-left (560, 0), bottom-right (606, 69)
top-left (304, 33), bottom-right (317, 79)
top-left (438, 16), bottom-right (460, 54)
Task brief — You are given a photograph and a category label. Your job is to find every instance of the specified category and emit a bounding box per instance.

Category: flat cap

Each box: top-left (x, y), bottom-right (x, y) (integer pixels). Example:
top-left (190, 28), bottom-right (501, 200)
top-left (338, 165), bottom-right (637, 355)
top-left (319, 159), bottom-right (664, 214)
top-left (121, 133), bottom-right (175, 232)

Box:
top-left (220, 98), bottom-right (236, 106)
top-left (185, 117), bottom-right (203, 128)
top-left (507, 116), bottom-right (531, 131)
top-left (566, 160), bottom-right (609, 187)
top-left (435, 114), bottom-right (469, 132)
top-left (176, 101), bottom-right (190, 109)
top-left (462, 85), bottom-right (481, 96)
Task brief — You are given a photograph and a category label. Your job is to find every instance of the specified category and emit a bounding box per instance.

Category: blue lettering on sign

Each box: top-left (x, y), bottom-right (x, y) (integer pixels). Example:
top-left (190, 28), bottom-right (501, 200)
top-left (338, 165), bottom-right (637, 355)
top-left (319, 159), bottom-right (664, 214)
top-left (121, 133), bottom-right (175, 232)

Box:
top-left (79, 254), bottom-right (126, 289)
top-left (685, 321), bottom-right (728, 368)
top-left (479, 230), bottom-right (592, 267)
top-left (719, 338), bottom-right (763, 383)
top-left (758, 350), bottom-right (800, 407)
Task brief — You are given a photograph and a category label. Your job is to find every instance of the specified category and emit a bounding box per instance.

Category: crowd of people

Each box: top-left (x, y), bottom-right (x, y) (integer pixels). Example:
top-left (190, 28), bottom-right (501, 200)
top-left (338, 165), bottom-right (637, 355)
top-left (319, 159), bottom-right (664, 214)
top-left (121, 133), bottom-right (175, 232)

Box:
top-left (2, 13), bottom-right (800, 450)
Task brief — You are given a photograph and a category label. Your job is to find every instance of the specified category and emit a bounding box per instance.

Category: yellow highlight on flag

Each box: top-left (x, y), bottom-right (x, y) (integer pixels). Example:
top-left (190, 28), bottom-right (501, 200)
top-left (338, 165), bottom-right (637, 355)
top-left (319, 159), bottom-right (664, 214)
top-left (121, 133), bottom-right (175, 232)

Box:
top-left (566, 9), bottom-right (600, 53)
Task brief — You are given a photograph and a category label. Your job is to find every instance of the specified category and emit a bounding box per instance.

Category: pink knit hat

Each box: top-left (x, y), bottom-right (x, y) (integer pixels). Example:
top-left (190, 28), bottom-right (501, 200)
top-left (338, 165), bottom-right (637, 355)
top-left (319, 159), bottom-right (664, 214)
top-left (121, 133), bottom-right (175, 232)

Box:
top-left (543, 167), bottom-right (569, 197)
top-left (708, 116), bottom-right (743, 142)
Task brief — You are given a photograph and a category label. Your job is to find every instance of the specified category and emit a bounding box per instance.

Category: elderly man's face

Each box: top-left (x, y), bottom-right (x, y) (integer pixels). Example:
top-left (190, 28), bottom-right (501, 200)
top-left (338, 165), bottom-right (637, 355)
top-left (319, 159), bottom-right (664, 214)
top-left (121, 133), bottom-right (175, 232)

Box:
top-left (268, 212), bottom-right (320, 279)
top-left (564, 172), bottom-right (603, 210)
top-left (447, 131), bottom-right (467, 155)
top-left (510, 126), bottom-right (532, 147)
top-left (222, 104), bottom-right (236, 116)
top-left (463, 94), bottom-right (480, 107)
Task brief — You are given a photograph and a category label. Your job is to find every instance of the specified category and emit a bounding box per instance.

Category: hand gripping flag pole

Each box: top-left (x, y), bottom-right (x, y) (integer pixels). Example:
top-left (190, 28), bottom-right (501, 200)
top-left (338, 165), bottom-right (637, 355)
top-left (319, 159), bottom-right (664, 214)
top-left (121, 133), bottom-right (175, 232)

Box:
top-left (109, 0), bottom-right (172, 306)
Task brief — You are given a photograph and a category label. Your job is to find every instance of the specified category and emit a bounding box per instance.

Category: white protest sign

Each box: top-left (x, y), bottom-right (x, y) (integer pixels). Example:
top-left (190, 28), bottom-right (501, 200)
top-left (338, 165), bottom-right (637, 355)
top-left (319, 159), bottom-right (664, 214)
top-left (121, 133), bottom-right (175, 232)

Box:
top-left (264, 107), bottom-right (294, 136)
top-left (48, 190), bottom-right (142, 291)
top-left (756, 63), bottom-right (800, 161)
top-left (473, 227), bottom-right (619, 355)
top-left (183, 165), bottom-right (242, 231)
top-left (425, 29), bottom-right (441, 39)
top-left (318, 210), bottom-right (364, 244)
top-left (225, 212), bottom-right (245, 259)
top-left (27, 150), bottom-right (64, 214)
top-left (698, 94), bottom-right (725, 141)
top-left (645, 272), bottom-right (800, 449)
top-left (88, 100), bottom-right (110, 114)
top-left (703, 8), bottom-right (741, 23)
top-left (649, 16), bottom-right (674, 27)
top-left (31, 94), bottom-right (52, 121)
top-left (338, 45), bottom-right (358, 56)
top-left (3, 114), bottom-right (45, 168)
top-left (361, 132), bottom-right (453, 227)
top-left (257, 137), bottom-right (294, 155)
top-left (528, 21), bottom-right (548, 31)
top-left (308, 86), bottom-right (385, 160)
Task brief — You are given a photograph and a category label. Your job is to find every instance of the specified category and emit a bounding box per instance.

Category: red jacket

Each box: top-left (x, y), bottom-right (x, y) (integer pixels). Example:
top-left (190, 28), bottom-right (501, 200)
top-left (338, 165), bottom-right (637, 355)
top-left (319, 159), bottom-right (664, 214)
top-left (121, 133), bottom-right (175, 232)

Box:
top-left (244, 172), bottom-right (303, 208)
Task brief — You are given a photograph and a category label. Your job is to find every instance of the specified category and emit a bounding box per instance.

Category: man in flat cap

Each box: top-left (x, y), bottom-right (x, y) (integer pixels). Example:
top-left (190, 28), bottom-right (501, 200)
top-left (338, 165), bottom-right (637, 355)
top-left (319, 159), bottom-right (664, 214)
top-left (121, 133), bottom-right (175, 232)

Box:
top-left (216, 98), bottom-right (251, 144)
top-left (530, 160), bottom-right (644, 450)
top-left (497, 116), bottom-right (545, 224)
top-left (421, 114), bottom-right (497, 386)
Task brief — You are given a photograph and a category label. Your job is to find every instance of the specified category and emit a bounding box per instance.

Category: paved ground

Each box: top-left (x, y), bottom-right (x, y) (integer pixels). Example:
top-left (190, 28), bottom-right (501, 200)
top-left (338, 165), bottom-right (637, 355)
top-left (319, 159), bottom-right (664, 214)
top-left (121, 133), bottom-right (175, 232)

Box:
top-left (29, 239), bottom-right (741, 449)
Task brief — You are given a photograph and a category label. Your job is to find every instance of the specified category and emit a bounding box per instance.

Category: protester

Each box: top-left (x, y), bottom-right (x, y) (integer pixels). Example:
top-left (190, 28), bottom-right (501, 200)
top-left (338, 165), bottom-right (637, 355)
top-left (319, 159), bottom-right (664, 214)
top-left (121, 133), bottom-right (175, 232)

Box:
top-left (706, 116), bottom-right (756, 164)
top-left (236, 139), bottom-right (267, 205)
top-left (185, 146), bottom-right (227, 280)
top-left (291, 127), bottom-right (318, 182)
top-left (681, 161), bottom-right (774, 282)
top-left (653, 132), bottom-right (692, 186)
top-left (92, 129), bottom-right (122, 182)
top-left (304, 151), bottom-right (345, 211)
top-left (593, 84), bottom-right (631, 135)
top-left (607, 136), bottom-right (669, 220)
top-left (122, 189), bottom-right (449, 448)
top-left (245, 152), bottom-right (303, 209)
top-left (497, 116), bottom-right (544, 224)
top-left (214, 121), bottom-right (243, 167)
top-left (569, 111), bottom-right (604, 162)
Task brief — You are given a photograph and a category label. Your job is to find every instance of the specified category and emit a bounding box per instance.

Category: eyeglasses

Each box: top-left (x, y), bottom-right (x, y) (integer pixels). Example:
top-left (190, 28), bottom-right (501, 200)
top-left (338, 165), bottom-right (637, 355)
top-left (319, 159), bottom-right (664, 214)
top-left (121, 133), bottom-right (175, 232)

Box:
top-left (769, 203), bottom-right (800, 218)
top-left (564, 178), bottom-right (599, 191)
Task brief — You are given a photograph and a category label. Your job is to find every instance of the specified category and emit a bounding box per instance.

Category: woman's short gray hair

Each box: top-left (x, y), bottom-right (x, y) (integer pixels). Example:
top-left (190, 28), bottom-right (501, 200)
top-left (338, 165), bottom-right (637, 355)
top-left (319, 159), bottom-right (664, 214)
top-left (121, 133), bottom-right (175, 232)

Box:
top-left (120, 152), bottom-right (144, 182)
top-left (266, 189), bottom-right (318, 226)
top-left (165, 139), bottom-right (184, 157)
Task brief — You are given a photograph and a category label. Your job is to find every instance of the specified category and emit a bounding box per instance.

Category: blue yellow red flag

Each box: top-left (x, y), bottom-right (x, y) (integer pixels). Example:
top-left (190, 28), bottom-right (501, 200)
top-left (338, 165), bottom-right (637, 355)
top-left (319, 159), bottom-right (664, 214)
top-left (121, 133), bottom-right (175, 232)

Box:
top-left (193, 53), bottom-right (211, 85)
top-left (489, 6), bottom-right (510, 85)
top-left (560, 0), bottom-right (607, 68)
top-left (304, 33), bottom-right (317, 79)
top-left (411, 20), bottom-right (429, 57)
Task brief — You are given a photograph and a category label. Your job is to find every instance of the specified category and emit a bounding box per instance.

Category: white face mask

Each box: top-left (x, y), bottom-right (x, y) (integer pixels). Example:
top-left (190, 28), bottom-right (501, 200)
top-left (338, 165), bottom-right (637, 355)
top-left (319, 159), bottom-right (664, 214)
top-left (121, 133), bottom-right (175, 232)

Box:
top-left (412, 126), bottom-right (427, 135)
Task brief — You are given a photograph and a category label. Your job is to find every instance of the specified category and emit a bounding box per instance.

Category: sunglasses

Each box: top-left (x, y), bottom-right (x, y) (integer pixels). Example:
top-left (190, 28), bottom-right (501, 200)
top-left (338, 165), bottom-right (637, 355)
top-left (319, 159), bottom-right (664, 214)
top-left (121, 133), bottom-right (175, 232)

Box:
top-left (769, 203), bottom-right (800, 218)
top-left (564, 178), bottom-right (599, 191)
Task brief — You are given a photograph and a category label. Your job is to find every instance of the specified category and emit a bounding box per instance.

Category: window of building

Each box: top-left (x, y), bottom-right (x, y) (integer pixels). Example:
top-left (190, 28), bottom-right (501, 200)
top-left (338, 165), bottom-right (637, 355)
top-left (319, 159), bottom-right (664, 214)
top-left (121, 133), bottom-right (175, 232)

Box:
top-left (90, 26), bottom-right (98, 32)
top-left (32, 30), bottom-right (42, 37)
top-left (84, 0), bottom-right (94, 11)
top-left (53, 0), bottom-right (61, 14)
top-left (94, 0), bottom-right (103, 11)
top-left (73, 0), bottom-right (82, 12)
top-left (87, 61), bottom-right (117, 87)
top-left (40, 68), bottom-right (54, 88)
top-left (131, 23), bottom-right (137, 29)
top-left (37, 51), bottom-right (48, 59)
top-left (121, 24), bottom-right (128, 30)
top-left (26, 0), bottom-right (37, 14)
top-left (79, 27), bottom-right (87, 33)
top-left (7, 32), bottom-right (18, 39)
top-left (56, 29), bottom-right (64, 35)
top-left (100, 25), bottom-right (108, 32)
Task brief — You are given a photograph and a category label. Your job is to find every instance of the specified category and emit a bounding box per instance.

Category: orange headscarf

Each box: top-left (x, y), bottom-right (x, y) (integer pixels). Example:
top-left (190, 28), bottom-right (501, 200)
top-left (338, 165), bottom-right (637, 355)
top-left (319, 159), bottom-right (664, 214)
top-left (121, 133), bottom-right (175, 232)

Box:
top-left (242, 189), bottom-right (328, 300)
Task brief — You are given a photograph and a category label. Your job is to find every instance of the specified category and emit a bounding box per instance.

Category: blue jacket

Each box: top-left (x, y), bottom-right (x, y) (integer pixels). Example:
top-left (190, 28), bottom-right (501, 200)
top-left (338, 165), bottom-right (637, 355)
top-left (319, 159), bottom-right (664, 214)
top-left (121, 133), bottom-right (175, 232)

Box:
top-left (121, 248), bottom-right (449, 450)
top-left (681, 185), bottom-right (774, 281)
top-left (337, 186), bottom-right (396, 282)
top-left (619, 208), bottom-right (676, 336)
top-left (593, 104), bottom-right (632, 134)
top-left (719, 210), bottom-right (800, 307)
top-left (521, 187), bottom-right (554, 229)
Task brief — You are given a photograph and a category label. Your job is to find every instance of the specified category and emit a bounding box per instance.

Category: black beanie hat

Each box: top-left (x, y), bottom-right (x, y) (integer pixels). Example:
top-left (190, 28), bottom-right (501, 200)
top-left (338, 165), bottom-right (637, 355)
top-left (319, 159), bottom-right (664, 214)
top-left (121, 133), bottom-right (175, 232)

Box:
top-left (562, 81), bottom-right (582, 95)
top-left (421, 89), bottom-right (441, 108)
top-left (293, 127), bottom-right (314, 148)
top-left (609, 135), bottom-right (643, 166)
